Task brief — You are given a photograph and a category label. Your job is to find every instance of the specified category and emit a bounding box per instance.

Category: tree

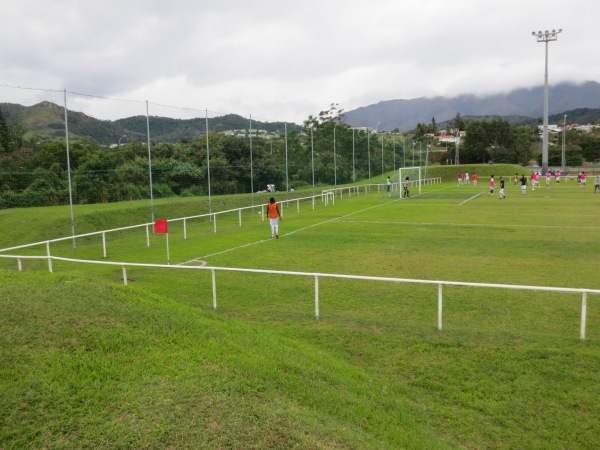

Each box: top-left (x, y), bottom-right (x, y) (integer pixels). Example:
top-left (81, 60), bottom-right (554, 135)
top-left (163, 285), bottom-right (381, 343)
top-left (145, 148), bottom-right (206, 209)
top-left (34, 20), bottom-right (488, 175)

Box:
top-left (430, 116), bottom-right (438, 134)
top-left (451, 113), bottom-right (465, 133)
top-left (461, 121), bottom-right (489, 163)
top-left (303, 103), bottom-right (346, 128)
top-left (460, 118), bottom-right (534, 164)
top-left (0, 107), bottom-right (11, 153)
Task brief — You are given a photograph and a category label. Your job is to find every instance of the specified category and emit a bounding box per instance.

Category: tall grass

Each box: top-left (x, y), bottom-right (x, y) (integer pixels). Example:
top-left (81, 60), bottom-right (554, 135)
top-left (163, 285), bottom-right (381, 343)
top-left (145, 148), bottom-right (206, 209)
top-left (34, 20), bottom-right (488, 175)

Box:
top-left (1, 169), bottom-right (600, 449)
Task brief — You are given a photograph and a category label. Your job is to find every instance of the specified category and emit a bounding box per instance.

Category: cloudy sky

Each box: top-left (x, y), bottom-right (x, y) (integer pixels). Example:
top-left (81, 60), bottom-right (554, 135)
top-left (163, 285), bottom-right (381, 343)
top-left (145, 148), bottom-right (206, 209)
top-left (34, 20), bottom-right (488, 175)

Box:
top-left (1, 0), bottom-right (598, 124)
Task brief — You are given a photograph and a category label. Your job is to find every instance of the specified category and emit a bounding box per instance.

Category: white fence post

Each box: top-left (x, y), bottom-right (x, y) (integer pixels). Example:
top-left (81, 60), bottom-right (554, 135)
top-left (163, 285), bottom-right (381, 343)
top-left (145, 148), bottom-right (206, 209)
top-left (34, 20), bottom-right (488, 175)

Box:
top-left (581, 292), bottom-right (587, 341)
top-left (438, 283), bottom-right (443, 331)
top-left (102, 232), bottom-right (107, 258)
top-left (314, 275), bottom-right (319, 320)
top-left (212, 269), bottom-right (217, 309)
top-left (146, 224), bottom-right (150, 247)
top-left (213, 214), bottom-right (217, 233)
top-left (184, 219), bottom-right (187, 240)
top-left (122, 265), bottom-right (128, 286)
top-left (239, 209), bottom-right (242, 227)
top-left (17, 258), bottom-right (22, 272)
top-left (46, 241), bottom-right (52, 273)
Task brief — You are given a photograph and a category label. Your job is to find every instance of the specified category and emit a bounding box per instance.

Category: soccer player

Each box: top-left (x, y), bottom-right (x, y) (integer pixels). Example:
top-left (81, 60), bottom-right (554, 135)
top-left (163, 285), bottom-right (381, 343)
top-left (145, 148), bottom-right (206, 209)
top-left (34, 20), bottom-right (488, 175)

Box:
top-left (499, 177), bottom-right (506, 199)
top-left (386, 176), bottom-right (391, 192)
top-left (465, 171), bottom-right (470, 184)
top-left (403, 176), bottom-right (410, 197)
top-left (472, 173), bottom-right (478, 186)
top-left (581, 171), bottom-right (587, 188)
top-left (555, 170), bottom-right (561, 184)
top-left (489, 175), bottom-right (494, 195)
top-left (595, 175), bottom-right (600, 192)
top-left (266, 197), bottom-right (282, 239)
top-left (514, 172), bottom-right (519, 186)
top-left (520, 174), bottom-right (527, 195)
top-left (458, 172), bottom-right (463, 185)
top-left (546, 171), bottom-right (551, 187)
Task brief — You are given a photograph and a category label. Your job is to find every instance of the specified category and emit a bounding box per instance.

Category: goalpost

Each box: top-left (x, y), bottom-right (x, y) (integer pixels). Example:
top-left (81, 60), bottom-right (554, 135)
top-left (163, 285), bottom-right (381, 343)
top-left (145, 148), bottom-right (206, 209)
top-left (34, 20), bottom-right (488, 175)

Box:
top-left (398, 166), bottom-right (422, 198)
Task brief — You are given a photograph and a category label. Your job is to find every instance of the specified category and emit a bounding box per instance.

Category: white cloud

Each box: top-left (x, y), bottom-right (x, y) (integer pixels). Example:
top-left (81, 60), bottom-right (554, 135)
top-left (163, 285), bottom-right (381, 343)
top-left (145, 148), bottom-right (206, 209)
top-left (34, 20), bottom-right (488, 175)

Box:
top-left (1, 0), bottom-right (597, 124)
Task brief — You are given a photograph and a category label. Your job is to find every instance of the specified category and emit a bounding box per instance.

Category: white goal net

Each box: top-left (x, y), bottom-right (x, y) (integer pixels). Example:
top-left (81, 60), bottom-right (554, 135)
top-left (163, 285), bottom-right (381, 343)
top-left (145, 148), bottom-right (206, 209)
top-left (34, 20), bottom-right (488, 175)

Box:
top-left (398, 166), bottom-right (422, 198)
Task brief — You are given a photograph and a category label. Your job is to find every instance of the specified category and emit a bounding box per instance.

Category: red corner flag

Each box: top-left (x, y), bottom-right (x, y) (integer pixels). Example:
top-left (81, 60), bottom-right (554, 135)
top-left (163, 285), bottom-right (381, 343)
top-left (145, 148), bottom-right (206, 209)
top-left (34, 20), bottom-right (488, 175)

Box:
top-left (154, 219), bottom-right (168, 234)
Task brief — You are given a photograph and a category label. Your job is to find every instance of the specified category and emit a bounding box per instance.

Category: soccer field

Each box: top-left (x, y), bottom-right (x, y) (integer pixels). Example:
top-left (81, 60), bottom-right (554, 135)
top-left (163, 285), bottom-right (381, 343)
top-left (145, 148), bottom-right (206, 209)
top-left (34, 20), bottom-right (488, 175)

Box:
top-left (7, 180), bottom-right (600, 337)
top-left (1, 179), bottom-right (600, 448)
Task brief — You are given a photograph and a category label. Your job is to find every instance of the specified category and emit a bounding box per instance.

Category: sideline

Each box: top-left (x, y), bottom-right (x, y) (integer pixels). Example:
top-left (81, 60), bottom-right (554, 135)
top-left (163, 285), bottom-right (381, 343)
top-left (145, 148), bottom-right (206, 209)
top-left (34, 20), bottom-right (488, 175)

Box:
top-left (340, 220), bottom-right (600, 231)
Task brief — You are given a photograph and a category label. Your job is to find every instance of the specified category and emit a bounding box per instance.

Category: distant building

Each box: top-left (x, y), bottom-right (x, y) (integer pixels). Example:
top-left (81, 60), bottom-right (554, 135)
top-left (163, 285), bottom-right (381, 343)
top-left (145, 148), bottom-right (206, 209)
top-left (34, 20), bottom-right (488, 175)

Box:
top-left (435, 131), bottom-right (465, 144)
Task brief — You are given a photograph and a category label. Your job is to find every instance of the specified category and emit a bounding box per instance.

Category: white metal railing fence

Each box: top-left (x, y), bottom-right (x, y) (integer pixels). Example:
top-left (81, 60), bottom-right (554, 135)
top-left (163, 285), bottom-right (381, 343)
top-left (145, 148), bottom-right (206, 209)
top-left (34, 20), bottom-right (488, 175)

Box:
top-left (0, 190), bottom-right (340, 258)
top-left (1, 253), bottom-right (598, 341)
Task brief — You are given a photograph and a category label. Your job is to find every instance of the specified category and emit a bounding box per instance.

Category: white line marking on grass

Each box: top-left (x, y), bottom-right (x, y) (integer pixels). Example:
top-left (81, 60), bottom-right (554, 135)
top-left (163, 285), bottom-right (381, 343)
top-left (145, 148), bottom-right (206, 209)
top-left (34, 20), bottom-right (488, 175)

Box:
top-left (179, 259), bottom-right (207, 266)
top-left (459, 192), bottom-right (484, 205)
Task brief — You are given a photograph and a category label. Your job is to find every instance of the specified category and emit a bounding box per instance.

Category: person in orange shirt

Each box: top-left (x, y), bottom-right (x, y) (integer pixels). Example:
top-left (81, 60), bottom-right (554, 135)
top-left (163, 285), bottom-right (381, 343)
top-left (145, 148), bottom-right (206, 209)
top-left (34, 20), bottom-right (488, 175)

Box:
top-left (266, 197), bottom-right (282, 239)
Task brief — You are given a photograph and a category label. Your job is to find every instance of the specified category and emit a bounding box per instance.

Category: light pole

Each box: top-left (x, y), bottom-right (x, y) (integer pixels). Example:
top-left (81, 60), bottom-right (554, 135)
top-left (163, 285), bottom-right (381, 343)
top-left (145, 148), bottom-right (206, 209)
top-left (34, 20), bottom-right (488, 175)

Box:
top-left (532, 29), bottom-right (562, 175)
top-left (118, 134), bottom-right (126, 147)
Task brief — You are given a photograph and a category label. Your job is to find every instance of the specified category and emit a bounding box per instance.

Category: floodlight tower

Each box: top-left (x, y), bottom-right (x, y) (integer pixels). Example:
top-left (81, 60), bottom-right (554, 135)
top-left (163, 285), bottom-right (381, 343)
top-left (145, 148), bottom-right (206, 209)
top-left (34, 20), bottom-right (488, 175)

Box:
top-left (531, 29), bottom-right (562, 175)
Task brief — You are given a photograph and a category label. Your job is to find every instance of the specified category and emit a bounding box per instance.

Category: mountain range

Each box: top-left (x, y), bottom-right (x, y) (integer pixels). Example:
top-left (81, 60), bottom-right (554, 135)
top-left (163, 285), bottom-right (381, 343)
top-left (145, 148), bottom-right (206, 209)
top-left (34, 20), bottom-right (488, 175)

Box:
top-left (344, 80), bottom-right (600, 131)
top-left (2, 81), bottom-right (600, 144)
top-left (0, 102), bottom-right (300, 145)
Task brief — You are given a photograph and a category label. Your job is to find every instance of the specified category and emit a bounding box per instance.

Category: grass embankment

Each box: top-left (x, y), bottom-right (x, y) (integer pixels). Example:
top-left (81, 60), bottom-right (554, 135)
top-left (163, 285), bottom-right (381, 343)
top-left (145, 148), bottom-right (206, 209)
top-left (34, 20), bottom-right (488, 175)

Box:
top-left (1, 176), bottom-right (600, 448)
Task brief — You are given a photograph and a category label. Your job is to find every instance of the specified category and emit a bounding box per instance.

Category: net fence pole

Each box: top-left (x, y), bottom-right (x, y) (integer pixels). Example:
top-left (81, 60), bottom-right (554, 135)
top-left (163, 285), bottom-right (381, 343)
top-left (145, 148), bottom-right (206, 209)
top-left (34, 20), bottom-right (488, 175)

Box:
top-left (352, 128), bottom-right (356, 183)
top-left (311, 126), bottom-right (315, 196)
top-left (367, 130), bottom-right (371, 182)
top-left (381, 133), bottom-right (384, 184)
top-left (334, 126), bottom-right (337, 187)
top-left (206, 109), bottom-right (212, 218)
top-left (146, 100), bottom-right (155, 223)
top-left (63, 90), bottom-right (76, 247)
top-left (285, 123), bottom-right (289, 200)
top-left (249, 114), bottom-right (254, 207)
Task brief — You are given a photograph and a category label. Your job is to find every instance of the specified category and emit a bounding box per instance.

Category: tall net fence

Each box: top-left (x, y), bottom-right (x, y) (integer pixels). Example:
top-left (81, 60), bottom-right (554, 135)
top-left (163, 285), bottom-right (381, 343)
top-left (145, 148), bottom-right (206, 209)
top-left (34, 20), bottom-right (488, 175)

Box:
top-left (1, 85), bottom-right (412, 215)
